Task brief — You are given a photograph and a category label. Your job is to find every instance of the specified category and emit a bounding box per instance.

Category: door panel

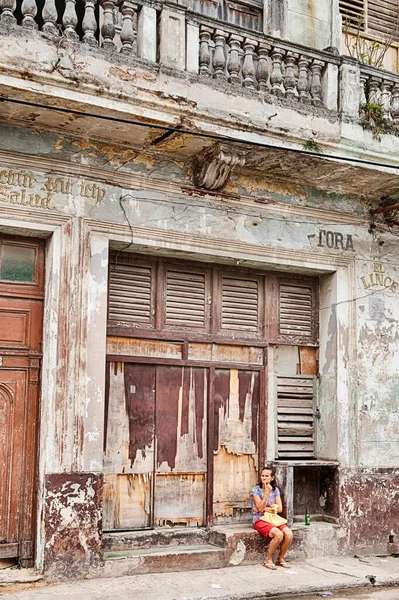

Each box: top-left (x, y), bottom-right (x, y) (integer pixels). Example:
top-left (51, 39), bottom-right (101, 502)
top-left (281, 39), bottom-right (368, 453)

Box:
top-left (103, 362), bottom-right (155, 530)
top-left (213, 369), bottom-right (260, 524)
top-left (154, 366), bottom-right (207, 527)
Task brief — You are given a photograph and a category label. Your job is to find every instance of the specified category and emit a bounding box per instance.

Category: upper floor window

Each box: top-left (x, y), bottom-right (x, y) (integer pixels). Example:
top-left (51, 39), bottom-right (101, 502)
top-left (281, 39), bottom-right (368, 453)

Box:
top-left (339, 0), bottom-right (399, 69)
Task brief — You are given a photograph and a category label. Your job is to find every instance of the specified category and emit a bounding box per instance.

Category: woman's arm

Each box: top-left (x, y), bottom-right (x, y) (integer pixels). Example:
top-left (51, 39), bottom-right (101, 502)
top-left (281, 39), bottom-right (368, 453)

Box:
top-left (275, 495), bottom-right (283, 514)
top-left (252, 485), bottom-right (273, 513)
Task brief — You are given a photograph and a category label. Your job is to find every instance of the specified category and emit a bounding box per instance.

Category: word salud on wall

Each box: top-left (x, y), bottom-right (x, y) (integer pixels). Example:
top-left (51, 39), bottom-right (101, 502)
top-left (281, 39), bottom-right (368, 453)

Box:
top-left (361, 263), bottom-right (398, 293)
top-left (0, 168), bottom-right (107, 207)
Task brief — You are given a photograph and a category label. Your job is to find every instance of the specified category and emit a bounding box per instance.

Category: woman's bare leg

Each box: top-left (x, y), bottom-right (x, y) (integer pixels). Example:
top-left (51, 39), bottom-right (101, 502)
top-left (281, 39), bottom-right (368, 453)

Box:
top-left (276, 527), bottom-right (293, 564)
top-left (265, 527), bottom-right (284, 565)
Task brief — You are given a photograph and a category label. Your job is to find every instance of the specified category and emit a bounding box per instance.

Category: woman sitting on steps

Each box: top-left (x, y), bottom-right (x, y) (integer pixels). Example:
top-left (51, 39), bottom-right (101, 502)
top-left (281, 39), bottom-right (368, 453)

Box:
top-left (250, 466), bottom-right (294, 570)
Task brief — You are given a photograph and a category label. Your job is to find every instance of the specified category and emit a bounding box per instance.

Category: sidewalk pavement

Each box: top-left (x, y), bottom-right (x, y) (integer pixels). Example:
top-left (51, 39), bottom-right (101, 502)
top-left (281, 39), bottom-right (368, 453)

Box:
top-left (1, 555), bottom-right (398, 600)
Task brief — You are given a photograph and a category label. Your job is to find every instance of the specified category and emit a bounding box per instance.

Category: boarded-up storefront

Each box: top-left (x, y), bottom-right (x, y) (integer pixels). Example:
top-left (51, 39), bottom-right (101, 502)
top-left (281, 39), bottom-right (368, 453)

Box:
top-left (103, 253), bottom-right (318, 530)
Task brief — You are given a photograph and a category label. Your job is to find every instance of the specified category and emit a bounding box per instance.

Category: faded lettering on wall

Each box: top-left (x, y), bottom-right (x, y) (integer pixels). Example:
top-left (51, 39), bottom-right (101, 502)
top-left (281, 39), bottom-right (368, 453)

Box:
top-left (0, 168), bottom-right (107, 209)
top-left (361, 263), bottom-right (398, 293)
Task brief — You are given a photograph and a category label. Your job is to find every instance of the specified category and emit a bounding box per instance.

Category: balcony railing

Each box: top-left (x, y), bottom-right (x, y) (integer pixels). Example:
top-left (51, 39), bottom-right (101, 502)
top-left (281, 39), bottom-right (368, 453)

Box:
top-left (359, 64), bottom-right (399, 124)
top-left (3, 0), bottom-right (399, 128)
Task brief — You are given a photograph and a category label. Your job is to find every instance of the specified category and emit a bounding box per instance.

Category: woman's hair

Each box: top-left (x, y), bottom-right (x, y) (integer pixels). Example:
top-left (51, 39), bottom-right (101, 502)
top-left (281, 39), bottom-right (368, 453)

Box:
top-left (258, 466), bottom-right (277, 489)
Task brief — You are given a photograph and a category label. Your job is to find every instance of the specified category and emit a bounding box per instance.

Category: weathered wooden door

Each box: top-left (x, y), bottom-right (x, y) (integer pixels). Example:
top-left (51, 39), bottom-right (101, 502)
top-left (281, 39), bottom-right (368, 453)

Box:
top-left (0, 237), bottom-right (44, 565)
top-left (103, 361), bottom-right (208, 529)
top-left (212, 368), bottom-right (260, 524)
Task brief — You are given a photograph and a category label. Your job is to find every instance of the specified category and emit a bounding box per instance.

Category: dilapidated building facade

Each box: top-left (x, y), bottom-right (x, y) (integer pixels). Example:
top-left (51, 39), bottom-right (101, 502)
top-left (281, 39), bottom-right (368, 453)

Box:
top-left (0, 0), bottom-right (398, 581)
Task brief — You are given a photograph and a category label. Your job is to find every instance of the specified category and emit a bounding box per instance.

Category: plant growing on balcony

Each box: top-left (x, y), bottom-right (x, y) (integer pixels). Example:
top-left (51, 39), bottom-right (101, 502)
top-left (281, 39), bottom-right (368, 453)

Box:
top-left (359, 101), bottom-right (389, 141)
top-left (302, 139), bottom-right (324, 154)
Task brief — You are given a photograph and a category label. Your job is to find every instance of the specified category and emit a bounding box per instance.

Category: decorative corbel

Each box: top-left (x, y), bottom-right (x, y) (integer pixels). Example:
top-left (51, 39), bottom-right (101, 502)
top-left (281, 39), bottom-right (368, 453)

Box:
top-left (193, 142), bottom-right (246, 191)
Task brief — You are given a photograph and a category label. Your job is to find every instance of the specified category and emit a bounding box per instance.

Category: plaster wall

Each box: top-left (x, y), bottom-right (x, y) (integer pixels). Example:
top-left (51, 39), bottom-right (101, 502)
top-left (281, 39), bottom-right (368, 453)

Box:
top-left (285, 0), bottom-right (333, 51)
top-left (1, 126), bottom-right (399, 570)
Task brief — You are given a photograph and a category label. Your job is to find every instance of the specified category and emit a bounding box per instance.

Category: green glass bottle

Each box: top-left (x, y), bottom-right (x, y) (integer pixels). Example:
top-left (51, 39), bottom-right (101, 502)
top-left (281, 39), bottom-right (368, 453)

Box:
top-left (305, 507), bottom-right (310, 525)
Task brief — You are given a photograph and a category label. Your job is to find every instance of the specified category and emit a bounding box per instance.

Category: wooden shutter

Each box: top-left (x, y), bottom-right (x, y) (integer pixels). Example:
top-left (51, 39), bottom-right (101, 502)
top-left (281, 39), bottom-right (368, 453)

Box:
top-left (165, 268), bottom-right (206, 328)
top-left (277, 376), bottom-right (315, 458)
top-left (221, 276), bottom-right (259, 331)
top-left (339, 0), bottom-right (365, 27)
top-left (368, 0), bottom-right (399, 37)
top-left (279, 280), bottom-right (316, 341)
top-left (108, 261), bottom-right (153, 324)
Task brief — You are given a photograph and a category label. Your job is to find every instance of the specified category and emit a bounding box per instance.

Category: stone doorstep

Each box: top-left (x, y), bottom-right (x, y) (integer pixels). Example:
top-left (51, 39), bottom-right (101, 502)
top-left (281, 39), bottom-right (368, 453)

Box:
top-left (98, 522), bottom-right (341, 578)
top-left (99, 545), bottom-right (227, 578)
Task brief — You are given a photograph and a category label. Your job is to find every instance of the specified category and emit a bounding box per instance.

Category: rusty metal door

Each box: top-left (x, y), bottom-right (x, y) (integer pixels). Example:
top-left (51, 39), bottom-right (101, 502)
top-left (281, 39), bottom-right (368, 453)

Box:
top-left (0, 236), bottom-right (44, 565)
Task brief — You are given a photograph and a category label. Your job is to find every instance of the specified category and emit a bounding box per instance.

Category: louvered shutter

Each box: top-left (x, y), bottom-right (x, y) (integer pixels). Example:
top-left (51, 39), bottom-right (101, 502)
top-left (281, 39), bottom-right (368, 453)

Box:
top-left (339, 0), bottom-right (365, 27)
top-left (279, 281), bottom-right (315, 340)
top-left (221, 276), bottom-right (259, 331)
top-left (277, 376), bottom-right (315, 458)
top-left (108, 262), bottom-right (153, 324)
top-left (368, 0), bottom-right (399, 37)
top-left (165, 268), bottom-right (206, 327)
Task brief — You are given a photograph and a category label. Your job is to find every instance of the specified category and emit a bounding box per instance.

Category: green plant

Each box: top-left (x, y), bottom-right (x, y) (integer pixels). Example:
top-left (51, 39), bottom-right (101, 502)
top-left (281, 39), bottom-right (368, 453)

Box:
top-left (302, 139), bottom-right (324, 153)
top-left (359, 101), bottom-right (389, 140)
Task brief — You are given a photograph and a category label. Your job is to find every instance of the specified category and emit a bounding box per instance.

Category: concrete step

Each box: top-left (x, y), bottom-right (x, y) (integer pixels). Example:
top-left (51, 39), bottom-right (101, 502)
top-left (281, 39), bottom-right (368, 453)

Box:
top-left (99, 544), bottom-right (227, 577)
top-left (97, 522), bottom-right (341, 578)
top-left (103, 527), bottom-right (219, 552)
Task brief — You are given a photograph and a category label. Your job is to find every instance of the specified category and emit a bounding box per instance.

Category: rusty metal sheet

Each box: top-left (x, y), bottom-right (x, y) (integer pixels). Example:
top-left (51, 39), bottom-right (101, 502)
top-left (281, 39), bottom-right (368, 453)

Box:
top-left (299, 346), bottom-right (318, 375)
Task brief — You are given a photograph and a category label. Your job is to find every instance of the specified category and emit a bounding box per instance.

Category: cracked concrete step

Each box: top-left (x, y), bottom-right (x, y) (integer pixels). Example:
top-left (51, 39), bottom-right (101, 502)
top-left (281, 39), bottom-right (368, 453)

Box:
top-left (103, 527), bottom-right (220, 552)
top-left (98, 544), bottom-right (227, 577)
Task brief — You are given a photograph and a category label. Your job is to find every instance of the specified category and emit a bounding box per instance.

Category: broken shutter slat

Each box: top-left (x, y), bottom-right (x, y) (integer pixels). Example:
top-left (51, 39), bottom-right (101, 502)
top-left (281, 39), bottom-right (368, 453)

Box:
top-left (165, 268), bottom-right (206, 327)
top-left (108, 262), bottom-right (153, 324)
top-left (221, 276), bottom-right (259, 331)
top-left (277, 375), bottom-right (315, 458)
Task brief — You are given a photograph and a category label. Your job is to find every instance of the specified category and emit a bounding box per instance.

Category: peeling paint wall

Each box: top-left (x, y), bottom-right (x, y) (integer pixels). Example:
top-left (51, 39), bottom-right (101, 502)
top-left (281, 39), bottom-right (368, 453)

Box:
top-left (1, 116), bottom-right (399, 573)
top-left (44, 473), bottom-right (103, 580)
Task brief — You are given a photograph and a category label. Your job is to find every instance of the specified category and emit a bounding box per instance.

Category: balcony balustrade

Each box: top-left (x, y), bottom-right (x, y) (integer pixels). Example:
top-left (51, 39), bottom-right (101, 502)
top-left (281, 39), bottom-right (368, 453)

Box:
top-left (359, 65), bottom-right (399, 125)
top-left (2, 0), bottom-right (398, 131)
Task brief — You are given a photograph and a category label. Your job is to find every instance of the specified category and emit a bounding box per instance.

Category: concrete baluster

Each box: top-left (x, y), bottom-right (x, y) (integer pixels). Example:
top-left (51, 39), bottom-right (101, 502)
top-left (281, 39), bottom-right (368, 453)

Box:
top-left (359, 73), bottom-right (368, 107)
top-left (310, 59), bottom-right (324, 105)
top-left (199, 26), bottom-right (213, 77)
top-left (119, 0), bottom-right (138, 54)
top-left (0, 0), bottom-right (17, 24)
top-left (284, 51), bottom-right (297, 98)
top-left (242, 38), bottom-right (257, 88)
top-left (257, 43), bottom-right (270, 92)
top-left (213, 29), bottom-right (227, 80)
top-left (270, 47), bottom-right (284, 96)
top-left (62, 0), bottom-right (79, 40)
top-left (380, 80), bottom-right (392, 120)
top-left (297, 55), bottom-right (310, 102)
top-left (227, 34), bottom-right (243, 85)
top-left (99, 0), bottom-right (116, 50)
top-left (82, 0), bottom-right (98, 45)
top-left (390, 83), bottom-right (399, 124)
top-left (368, 76), bottom-right (382, 105)
top-left (21, 0), bottom-right (38, 28)
top-left (42, 0), bottom-right (58, 35)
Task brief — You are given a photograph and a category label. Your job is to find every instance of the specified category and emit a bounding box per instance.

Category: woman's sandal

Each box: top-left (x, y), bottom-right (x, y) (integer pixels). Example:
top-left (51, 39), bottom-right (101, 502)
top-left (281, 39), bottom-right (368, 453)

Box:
top-left (264, 561), bottom-right (277, 570)
top-left (276, 560), bottom-right (290, 568)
